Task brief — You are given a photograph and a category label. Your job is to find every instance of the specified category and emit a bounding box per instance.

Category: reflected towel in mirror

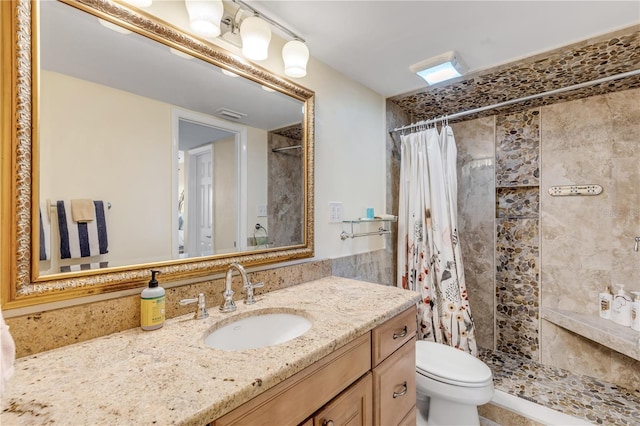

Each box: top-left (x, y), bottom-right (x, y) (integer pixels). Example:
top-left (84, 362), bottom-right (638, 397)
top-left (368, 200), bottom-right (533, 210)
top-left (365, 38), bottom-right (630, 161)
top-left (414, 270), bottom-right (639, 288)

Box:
top-left (71, 198), bottom-right (96, 222)
top-left (60, 261), bottom-right (109, 273)
top-left (0, 308), bottom-right (15, 397)
top-left (57, 200), bottom-right (109, 259)
top-left (39, 201), bottom-right (51, 261)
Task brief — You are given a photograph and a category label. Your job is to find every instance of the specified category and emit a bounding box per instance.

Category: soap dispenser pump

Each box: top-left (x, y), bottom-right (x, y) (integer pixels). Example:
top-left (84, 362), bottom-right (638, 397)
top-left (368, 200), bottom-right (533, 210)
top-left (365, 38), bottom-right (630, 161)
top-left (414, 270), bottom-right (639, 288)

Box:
top-left (611, 284), bottom-right (632, 327)
top-left (141, 270), bottom-right (165, 331)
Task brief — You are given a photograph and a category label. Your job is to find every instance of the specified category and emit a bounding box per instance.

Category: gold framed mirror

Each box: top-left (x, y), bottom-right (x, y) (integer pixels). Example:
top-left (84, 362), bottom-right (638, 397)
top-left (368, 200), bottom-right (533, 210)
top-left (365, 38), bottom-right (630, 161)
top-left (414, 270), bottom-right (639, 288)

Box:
top-left (0, 0), bottom-right (315, 309)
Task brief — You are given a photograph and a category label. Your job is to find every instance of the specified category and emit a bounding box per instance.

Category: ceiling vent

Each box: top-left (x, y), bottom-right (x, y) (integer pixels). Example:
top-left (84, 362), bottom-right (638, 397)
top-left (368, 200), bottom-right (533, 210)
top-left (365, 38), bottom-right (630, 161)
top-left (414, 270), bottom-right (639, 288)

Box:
top-left (215, 108), bottom-right (247, 120)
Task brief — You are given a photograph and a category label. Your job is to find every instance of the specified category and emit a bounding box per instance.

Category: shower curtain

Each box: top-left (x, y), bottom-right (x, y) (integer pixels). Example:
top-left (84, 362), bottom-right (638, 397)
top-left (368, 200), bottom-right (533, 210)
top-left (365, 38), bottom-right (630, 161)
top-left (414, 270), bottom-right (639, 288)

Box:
top-left (397, 125), bottom-right (477, 356)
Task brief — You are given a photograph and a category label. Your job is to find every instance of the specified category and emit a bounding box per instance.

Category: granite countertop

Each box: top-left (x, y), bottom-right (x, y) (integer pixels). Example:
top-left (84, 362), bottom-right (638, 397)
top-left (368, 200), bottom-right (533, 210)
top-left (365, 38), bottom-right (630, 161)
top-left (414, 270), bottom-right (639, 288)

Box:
top-left (1, 277), bottom-right (420, 425)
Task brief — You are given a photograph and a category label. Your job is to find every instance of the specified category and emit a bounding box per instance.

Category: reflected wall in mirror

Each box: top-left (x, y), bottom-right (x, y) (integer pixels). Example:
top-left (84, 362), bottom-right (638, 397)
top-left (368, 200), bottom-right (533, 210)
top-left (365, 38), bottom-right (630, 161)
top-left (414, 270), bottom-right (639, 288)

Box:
top-left (0, 0), bottom-right (314, 308)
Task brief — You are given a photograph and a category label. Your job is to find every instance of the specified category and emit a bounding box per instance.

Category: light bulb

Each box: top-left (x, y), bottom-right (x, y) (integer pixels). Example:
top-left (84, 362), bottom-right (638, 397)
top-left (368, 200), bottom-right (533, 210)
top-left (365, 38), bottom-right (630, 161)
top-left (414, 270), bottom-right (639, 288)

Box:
top-left (240, 16), bottom-right (271, 60)
top-left (185, 0), bottom-right (224, 38)
top-left (282, 40), bottom-right (309, 78)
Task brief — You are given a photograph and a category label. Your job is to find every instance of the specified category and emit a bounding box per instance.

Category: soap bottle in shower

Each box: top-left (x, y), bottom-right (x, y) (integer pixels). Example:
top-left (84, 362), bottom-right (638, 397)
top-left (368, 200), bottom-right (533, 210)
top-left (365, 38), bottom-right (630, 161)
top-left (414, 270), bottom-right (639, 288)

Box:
top-left (630, 291), bottom-right (640, 332)
top-left (598, 285), bottom-right (613, 319)
top-left (610, 284), bottom-right (632, 327)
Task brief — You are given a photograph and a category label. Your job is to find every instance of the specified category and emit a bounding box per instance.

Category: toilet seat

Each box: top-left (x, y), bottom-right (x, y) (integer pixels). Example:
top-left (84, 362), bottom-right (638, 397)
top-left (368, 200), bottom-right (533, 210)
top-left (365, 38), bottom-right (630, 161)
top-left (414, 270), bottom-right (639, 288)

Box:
top-left (416, 341), bottom-right (493, 388)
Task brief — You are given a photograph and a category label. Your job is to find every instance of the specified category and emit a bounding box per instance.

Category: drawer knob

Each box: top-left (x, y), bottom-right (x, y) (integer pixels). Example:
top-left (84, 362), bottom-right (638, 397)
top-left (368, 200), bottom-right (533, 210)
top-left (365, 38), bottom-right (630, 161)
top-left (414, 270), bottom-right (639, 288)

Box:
top-left (322, 420), bottom-right (335, 426)
top-left (392, 325), bottom-right (408, 339)
top-left (393, 381), bottom-right (408, 398)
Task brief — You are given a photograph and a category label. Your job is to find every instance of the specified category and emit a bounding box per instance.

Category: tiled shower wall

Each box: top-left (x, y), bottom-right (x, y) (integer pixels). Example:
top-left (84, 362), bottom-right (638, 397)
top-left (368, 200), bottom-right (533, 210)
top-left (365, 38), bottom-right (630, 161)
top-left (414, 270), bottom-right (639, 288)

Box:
top-left (446, 87), bottom-right (640, 389)
top-left (494, 110), bottom-right (541, 360)
top-left (268, 131), bottom-right (303, 247)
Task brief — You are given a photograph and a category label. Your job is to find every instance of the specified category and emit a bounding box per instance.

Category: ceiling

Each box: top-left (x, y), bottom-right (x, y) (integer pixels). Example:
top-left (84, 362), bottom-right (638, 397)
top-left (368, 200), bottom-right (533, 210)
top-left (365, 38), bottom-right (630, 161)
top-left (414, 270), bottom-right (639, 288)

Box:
top-left (253, 1), bottom-right (640, 97)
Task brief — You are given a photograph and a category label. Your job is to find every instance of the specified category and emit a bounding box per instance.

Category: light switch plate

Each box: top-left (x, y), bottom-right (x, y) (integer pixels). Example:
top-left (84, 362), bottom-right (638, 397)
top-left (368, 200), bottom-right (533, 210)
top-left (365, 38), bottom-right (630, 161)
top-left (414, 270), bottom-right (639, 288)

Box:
top-left (257, 205), bottom-right (267, 217)
top-left (329, 202), bottom-right (343, 223)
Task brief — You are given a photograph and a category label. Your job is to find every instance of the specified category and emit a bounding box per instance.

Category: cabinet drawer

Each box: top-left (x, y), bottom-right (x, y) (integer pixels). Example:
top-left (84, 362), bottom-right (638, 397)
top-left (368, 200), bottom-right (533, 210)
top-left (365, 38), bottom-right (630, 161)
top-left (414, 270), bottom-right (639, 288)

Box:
top-left (372, 338), bottom-right (416, 426)
top-left (215, 333), bottom-right (371, 426)
top-left (372, 306), bottom-right (416, 366)
top-left (313, 373), bottom-right (372, 426)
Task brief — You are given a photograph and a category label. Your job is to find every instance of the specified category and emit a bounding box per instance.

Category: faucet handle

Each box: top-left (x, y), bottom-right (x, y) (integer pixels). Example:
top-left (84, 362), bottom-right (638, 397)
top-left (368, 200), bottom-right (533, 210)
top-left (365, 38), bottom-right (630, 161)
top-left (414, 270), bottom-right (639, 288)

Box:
top-left (180, 293), bottom-right (209, 320)
top-left (244, 281), bottom-right (264, 305)
top-left (219, 288), bottom-right (236, 312)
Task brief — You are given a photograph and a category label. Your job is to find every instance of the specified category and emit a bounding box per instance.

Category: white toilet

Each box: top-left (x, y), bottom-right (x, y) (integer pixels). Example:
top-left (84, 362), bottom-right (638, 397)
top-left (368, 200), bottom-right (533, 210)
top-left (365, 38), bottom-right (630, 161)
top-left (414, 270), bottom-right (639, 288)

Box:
top-left (415, 341), bottom-right (494, 426)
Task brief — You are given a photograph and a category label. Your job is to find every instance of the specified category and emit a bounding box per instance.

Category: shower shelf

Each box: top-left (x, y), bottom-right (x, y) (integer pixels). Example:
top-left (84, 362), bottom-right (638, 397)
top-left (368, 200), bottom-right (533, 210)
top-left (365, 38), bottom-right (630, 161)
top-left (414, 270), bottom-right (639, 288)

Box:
top-left (340, 217), bottom-right (397, 240)
top-left (541, 307), bottom-right (640, 361)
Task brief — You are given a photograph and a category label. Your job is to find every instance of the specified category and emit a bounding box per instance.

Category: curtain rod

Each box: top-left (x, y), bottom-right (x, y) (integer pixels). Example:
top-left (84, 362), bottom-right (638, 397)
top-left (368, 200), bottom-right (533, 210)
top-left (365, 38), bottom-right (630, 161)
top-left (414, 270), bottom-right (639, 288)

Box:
top-left (391, 68), bottom-right (640, 133)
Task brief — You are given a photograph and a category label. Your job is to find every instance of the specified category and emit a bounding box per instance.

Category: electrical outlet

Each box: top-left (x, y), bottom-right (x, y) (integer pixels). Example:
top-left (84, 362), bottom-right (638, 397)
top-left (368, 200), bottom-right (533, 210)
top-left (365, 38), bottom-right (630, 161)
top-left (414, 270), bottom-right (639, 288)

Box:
top-left (257, 205), bottom-right (267, 217)
top-left (329, 202), bottom-right (343, 223)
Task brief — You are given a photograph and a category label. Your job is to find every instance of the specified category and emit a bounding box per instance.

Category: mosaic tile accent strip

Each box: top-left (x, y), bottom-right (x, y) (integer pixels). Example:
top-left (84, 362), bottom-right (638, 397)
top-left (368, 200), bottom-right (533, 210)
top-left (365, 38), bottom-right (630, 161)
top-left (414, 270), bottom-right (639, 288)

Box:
top-left (271, 123), bottom-right (302, 141)
top-left (495, 109), bottom-right (540, 187)
top-left (496, 187), bottom-right (539, 218)
top-left (479, 348), bottom-right (640, 426)
top-left (495, 218), bottom-right (540, 360)
top-left (388, 26), bottom-right (640, 124)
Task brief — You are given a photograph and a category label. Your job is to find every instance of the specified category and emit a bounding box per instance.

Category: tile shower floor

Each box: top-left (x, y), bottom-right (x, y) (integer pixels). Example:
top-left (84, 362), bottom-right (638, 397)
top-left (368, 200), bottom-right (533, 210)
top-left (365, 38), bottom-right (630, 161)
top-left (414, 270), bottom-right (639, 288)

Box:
top-left (479, 349), bottom-right (640, 425)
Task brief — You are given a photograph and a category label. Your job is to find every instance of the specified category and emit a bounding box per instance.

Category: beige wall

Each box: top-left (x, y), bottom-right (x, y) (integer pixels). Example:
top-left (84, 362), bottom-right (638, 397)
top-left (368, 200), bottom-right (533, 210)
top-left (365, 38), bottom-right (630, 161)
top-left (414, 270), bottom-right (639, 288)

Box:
top-left (40, 71), bottom-right (173, 271)
top-left (212, 137), bottom-right (236, 252)
top-left (247, 127), bottom-right (268, 244)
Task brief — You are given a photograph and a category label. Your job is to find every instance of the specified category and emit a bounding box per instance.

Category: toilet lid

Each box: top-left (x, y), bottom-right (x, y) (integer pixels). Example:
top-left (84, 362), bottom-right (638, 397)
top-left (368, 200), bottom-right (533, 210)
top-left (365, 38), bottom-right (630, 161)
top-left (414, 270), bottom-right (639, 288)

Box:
top-left (416, 341), bottom-right (493, 387)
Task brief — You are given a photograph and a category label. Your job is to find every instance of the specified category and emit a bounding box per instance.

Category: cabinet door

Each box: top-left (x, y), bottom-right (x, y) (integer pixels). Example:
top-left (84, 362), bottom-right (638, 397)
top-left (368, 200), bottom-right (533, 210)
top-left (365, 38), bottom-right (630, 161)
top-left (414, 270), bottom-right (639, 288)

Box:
top-left (373, 338), bottom-right (416, 426)
top-left (314, 373), bottom-right (373, 426)
top-left (397, 407), bottom-right (416, 426)
top-left (215, 334), bottom-right (371, 426)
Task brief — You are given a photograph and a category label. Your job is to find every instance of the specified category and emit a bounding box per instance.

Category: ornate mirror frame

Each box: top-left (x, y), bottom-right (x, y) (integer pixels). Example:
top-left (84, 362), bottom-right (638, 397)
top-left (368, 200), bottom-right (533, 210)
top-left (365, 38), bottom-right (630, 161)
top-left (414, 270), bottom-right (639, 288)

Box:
top-left (0, 0), bottom-right (315, 309)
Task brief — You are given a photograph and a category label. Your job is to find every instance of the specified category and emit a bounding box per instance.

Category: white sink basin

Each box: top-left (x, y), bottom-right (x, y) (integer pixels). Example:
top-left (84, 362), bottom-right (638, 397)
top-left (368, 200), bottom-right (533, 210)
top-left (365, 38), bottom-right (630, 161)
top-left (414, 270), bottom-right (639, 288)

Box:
top-left (204, 312), bottom-right (312, 351)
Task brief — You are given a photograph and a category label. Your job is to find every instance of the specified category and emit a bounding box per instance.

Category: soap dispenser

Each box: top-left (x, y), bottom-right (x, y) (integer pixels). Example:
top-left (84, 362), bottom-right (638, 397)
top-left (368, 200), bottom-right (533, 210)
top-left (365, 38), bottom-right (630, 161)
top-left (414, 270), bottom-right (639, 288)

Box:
top-left (631, 291), bottom-right (640, 332)
top-left (610, 284), bottom-right (632, 327)
top-left (598, 285), bottom-right (613, 319)
top-left (141, 270), bottom-right (165, 331)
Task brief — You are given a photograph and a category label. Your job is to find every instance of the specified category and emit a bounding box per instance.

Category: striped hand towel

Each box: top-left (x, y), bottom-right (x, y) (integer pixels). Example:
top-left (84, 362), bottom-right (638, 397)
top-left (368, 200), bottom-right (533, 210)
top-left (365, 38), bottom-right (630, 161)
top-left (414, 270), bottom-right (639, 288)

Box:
top-left (39, 201), bottom-right (51, 261)
top-left (60, 262), bottom-right (109, 273)
top-left (57, 200), bottom-right (109, 259)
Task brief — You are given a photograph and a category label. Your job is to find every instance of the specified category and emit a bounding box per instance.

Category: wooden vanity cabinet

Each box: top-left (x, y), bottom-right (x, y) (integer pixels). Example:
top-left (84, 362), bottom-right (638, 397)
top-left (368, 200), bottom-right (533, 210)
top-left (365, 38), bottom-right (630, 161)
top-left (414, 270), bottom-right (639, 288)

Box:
top-left (371, 306), bottom-right (417, 426)
top-left (213, 306), bottom-right (417, 426)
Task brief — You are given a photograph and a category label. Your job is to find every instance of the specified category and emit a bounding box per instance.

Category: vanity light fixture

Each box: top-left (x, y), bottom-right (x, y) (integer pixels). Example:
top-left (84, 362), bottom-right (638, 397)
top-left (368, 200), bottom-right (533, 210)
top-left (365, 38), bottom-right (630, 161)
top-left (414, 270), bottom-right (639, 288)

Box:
top-left (169, 47), bottom-right (193, 59)
top-left (220, 0), bottom-right (309, 77)
top-left (410, 51), bottom-right (467, 85)
top-left (185, 0), bottom-right (224, 38)
top-left (221, 69), bottom-right (240, 78)
top-left (98, 18), bottom-right (132, 34)
top-left (282, 39), bottom-right (309, 78)
top-left (240, 15), bottom-right (271, 60)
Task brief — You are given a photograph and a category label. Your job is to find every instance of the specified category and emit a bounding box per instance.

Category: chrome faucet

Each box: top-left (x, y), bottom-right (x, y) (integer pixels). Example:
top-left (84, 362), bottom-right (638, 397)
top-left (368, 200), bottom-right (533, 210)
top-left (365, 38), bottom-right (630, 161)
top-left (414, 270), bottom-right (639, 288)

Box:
top-left (635, 236), bottom-right (640, 252)
top-left (179, 293), bottom-right (209, 320)
top-left (219, 262), bottom-right (264, 312)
